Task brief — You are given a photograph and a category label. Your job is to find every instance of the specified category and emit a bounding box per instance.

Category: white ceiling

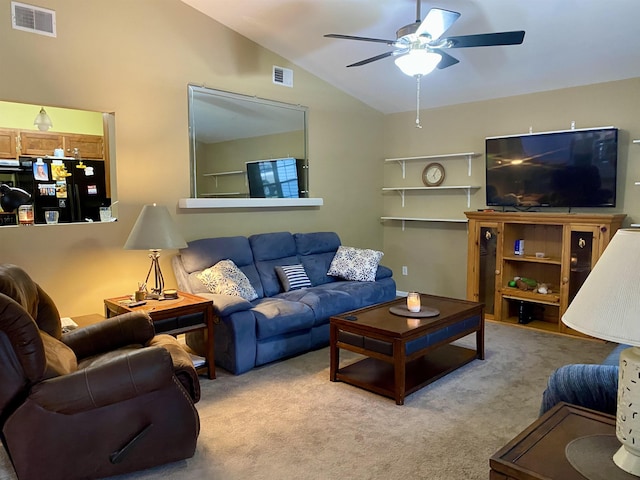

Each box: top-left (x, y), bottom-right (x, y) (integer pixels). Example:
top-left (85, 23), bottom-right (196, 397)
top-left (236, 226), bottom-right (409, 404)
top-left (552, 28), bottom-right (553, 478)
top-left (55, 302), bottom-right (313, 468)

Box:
top-left (181, 0), bottom-right (640, 115)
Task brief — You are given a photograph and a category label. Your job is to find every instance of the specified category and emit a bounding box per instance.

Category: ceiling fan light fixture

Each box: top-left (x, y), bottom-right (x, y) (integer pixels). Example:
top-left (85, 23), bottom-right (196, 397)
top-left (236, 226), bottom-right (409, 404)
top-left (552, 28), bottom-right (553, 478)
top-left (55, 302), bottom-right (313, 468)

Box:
top-left (394, 50), bottom-right (441, 77)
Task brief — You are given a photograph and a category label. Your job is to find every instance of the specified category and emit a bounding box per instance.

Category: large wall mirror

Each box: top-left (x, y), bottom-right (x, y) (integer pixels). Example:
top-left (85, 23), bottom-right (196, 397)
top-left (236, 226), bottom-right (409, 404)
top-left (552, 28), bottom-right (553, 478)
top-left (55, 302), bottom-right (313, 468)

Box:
top-left (188, 85), bottom-right (308, 200)
top-left (0, 100), bottom-right (116, 226)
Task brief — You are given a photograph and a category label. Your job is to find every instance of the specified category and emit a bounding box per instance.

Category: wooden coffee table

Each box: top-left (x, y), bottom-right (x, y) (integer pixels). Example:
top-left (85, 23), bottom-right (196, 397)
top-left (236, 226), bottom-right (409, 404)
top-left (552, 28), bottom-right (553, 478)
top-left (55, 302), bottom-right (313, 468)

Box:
top-left (330, 294), bottom-right (484, 405)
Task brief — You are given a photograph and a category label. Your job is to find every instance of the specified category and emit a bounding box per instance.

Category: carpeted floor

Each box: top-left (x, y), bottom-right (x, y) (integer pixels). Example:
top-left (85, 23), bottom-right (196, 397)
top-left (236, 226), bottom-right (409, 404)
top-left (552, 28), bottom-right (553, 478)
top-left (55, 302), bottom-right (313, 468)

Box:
top-left (0, 321), bottom-right (616, 480)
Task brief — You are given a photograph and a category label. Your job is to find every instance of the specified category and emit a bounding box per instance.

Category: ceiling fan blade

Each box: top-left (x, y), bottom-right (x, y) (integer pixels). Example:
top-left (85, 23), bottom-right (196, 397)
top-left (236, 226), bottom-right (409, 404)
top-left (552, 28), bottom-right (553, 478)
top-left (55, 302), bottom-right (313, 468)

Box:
top-left (444, 31), bottom-right (525, 48)
top-left (346, 51), bottom-right (395, 68)
top-left (416, 8), bottom-right (460, 40)
top-left (324, 34), bottom-right (395, 45)
top-left (436, 50), bottom-right (460, 69)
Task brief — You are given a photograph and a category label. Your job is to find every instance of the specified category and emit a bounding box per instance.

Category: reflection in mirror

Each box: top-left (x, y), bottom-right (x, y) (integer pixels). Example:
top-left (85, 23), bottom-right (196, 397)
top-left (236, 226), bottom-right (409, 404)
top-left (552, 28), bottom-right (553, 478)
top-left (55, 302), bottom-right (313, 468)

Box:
top-left (0, 100), bottom-right (116, 226)
top-left (188, 85), bottom-right (308, 199)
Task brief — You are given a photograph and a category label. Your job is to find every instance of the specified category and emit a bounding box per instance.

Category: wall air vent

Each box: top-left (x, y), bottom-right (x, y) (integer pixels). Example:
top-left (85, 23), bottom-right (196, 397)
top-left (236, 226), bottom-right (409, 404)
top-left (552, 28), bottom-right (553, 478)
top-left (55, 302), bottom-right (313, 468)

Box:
top-left (11, 1), bottom-right (56, 37)
top-left (273, 66), bottom-right (293, 88)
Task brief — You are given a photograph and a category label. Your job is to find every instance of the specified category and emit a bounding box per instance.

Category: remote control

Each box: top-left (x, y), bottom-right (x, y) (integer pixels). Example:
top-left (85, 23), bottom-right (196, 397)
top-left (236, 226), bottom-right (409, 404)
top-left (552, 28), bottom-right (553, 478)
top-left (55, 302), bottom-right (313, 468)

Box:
top-left (343, 315), bottom-right (357, 321)
top-left (128, 300), bottom-right (147, 308)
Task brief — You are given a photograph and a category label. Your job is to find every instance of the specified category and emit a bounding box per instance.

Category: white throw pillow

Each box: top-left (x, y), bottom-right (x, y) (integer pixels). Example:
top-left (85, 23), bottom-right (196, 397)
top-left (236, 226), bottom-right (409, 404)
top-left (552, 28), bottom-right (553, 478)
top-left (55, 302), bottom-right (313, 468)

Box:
top-left (327, 246), bottom-right (383, 282)
top-left (197, 259), bottom-right (258, 301)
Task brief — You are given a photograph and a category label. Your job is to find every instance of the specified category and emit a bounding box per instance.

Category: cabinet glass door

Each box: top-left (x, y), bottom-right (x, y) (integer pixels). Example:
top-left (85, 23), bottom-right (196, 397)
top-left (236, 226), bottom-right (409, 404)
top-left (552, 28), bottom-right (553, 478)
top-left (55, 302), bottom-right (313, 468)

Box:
top-left (568, 229), bottom-right (597, 304)
top-left (479, 226), bottom-right (498, 315)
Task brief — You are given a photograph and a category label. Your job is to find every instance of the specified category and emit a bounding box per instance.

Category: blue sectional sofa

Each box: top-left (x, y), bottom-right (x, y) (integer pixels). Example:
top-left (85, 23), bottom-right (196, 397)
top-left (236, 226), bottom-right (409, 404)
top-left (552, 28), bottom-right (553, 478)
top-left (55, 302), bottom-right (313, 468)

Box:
top-left (172, 231), bottom-right (396, 374)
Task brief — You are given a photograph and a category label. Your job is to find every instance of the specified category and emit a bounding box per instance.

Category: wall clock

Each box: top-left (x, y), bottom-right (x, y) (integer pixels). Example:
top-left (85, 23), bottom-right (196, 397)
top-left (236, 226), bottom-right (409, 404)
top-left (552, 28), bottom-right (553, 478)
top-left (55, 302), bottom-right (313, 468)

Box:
top-left (422, 162), bottom-right (445, 187)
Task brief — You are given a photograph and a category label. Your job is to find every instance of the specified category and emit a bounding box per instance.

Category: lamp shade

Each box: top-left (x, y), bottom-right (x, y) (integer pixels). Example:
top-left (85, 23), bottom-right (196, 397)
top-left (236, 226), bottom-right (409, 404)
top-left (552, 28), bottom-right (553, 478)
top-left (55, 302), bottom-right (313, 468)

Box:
top-left (394, 50), bottom-right (441, 77)
top-left (562, 229), bottom-right (640, 345)
top-left (124, 204), bottom-right (187, 250)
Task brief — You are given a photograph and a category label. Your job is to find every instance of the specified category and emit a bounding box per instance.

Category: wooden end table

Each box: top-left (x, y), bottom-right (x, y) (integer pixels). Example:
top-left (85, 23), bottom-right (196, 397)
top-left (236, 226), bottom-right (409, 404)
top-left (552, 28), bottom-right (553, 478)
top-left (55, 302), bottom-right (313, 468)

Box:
top-left (490, 402), bottom-right (617, 479)
top-left (104, 291), bottom-right (216, 379)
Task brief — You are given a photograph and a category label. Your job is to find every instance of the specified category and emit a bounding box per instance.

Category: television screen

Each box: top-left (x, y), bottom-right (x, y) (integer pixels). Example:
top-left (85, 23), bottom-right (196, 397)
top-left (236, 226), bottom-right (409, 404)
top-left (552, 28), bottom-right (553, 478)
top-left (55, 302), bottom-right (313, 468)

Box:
top-left (246, 158), bottom-right (308, 199)
top-left (486, 127), bottom-right (618, 208)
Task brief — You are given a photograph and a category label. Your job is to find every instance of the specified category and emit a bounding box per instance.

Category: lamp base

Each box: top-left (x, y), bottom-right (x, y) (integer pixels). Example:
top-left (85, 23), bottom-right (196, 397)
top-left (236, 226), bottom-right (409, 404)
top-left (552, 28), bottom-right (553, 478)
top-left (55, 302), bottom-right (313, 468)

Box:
top-left (566, 434), bottom-right (639, 479)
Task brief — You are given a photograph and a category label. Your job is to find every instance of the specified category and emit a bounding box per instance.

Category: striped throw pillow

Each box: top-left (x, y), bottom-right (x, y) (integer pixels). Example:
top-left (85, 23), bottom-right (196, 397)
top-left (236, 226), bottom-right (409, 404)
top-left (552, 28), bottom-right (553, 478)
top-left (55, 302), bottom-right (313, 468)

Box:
top-left (276, 264), bottom-right (312, 292)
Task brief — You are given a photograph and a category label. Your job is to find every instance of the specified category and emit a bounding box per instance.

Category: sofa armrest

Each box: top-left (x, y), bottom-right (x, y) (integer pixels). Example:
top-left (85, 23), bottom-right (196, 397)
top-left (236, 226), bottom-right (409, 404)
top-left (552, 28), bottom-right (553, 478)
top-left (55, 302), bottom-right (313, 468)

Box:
top-left (29, 346), bottom-right (177, 414)
top-left (148, 334), bottom-right (200, 402)
top-left (61, 312), bottom-right (155, 360)
top-left (208, 293), bottom-right (253, 316)
top-left (172, 254), bottom-right (193, 293)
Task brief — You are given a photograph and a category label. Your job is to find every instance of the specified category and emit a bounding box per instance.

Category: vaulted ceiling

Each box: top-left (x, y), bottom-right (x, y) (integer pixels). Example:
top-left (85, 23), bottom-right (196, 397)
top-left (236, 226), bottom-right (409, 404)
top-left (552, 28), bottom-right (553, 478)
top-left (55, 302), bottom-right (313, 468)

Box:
top-left (181, 0), bottom-right (640, 114)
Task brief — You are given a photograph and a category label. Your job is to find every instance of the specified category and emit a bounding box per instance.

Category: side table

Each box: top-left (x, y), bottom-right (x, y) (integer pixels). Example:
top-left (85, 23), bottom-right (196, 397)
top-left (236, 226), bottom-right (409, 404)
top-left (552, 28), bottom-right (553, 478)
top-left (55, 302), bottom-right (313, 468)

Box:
top-left (104, 291), bottom-right (216, 379)
top-left (490, 402), bottom-right (616, 479)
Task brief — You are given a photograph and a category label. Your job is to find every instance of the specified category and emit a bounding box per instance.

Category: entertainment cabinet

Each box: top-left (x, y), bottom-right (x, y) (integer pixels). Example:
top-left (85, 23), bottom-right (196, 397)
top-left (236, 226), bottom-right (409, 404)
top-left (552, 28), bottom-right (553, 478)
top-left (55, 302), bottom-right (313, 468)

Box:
top-left (465, 211), bottom-right (625, 336)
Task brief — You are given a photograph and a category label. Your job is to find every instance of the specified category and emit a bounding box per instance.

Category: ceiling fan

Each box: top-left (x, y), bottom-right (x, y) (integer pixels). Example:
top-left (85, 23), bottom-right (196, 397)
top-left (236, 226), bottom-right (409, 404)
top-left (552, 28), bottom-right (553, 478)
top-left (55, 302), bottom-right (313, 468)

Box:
top-left (324, 1), bottom-right (525, 127)
top-left (324, 1), bottom-right (525, 77)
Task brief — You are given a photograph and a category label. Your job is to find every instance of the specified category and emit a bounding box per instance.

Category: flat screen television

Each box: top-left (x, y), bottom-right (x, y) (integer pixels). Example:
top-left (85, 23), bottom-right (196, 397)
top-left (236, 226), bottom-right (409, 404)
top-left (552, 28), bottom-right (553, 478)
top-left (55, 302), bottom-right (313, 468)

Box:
top-left (246, 157), bottom-right (308, 199)
top-left (485, 127), bottom-right (618, 208)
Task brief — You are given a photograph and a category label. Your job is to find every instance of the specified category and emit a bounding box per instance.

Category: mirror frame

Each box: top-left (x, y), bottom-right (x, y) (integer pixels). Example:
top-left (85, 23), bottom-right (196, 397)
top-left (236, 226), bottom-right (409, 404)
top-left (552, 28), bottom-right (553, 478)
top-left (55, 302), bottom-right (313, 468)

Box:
top-left (187, 85), bottom-right (309, 200)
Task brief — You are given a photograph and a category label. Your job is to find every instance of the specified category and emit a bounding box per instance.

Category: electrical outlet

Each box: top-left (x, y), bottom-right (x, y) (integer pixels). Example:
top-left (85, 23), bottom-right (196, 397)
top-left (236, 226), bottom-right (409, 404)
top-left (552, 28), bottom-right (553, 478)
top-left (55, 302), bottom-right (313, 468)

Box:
top-left (402, 266), bottom-right (408, 276)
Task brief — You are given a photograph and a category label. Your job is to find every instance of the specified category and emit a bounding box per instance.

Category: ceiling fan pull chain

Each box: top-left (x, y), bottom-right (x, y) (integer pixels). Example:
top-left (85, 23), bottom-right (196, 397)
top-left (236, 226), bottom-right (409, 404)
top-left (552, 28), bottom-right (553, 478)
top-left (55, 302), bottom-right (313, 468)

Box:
top-left (415, 75), bottom-right (422, 128)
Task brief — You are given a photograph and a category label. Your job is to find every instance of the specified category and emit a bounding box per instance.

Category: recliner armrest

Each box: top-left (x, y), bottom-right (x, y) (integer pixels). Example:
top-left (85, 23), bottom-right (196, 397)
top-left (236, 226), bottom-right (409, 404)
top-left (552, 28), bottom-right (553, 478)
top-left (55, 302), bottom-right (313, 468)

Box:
top-left (61, 312), bottom-right (155, 359)
top-left (148, 334), bottom-right (200, 402)
top-left (29, 346), bottom-right (178, 414)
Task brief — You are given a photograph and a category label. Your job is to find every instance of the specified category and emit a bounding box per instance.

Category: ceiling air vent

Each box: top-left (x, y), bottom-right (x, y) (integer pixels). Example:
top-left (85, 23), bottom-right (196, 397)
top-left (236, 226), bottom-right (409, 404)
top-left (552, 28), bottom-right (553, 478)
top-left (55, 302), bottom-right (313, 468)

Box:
top-left (11, 1), bottom-right (56, 37)
top-left (273, 66), bottom-right (293, 88)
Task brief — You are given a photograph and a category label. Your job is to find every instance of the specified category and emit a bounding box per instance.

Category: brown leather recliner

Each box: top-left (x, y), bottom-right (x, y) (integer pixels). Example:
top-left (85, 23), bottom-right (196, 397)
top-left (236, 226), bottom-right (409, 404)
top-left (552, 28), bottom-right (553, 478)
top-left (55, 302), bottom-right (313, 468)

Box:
top-left (0, 264), bottom-right (201, 480)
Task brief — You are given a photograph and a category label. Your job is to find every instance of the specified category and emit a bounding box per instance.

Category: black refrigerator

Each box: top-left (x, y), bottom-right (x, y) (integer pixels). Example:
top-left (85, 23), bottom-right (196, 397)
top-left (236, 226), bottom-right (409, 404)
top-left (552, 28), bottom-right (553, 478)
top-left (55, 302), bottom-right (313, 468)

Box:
top-left (15, 156), bottom-right (109, 224)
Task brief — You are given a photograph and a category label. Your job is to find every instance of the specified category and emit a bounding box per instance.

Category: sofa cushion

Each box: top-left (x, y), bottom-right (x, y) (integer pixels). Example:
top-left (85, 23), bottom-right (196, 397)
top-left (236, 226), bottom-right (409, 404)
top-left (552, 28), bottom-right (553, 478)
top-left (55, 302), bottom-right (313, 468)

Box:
top-left (197, 260), bottom-right (258, 301)
top-left (275, 265), bottom-right (312, 292)
top-left (41, 331), bottom-right (77, 379)
top-left (180, 237), bottom-right (264, 298)
top-left (251, 297), bottom-right (315, 339)
top-left (276, 287), bottom-right (358, 326)
top-left (312, 279), bottom-right (396, 310)
top-left (327, 246), bottom-right (384, 282)
top-left (250, 232), bottom-right (300, 297)
top-left (295, 232), bottom-right (341, 286)
top-left (294, 232), bottom-right (341, 256)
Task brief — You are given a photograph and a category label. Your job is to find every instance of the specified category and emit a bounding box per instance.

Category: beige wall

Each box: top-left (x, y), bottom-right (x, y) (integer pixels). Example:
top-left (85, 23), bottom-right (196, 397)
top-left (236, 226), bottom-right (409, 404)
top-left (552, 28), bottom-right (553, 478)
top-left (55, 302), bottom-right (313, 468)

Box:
top-left (0, 0), bottom-right (385, 316)
top-left (383, 78), bottom-right (640, 298)
top-left (2, 0), bottom-right (639, 316)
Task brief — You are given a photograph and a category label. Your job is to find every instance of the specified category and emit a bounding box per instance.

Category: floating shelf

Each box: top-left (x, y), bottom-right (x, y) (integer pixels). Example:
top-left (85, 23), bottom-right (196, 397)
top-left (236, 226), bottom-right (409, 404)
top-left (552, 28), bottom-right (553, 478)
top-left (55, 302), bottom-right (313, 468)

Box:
top-left (382, 185), bottom-right (481, 208)
top-left (381, 216), bottom-right (468, 231)
top-left (385, 152), bottom-right (478, 178)
top-left (202, 170), bottom-right (245, 177)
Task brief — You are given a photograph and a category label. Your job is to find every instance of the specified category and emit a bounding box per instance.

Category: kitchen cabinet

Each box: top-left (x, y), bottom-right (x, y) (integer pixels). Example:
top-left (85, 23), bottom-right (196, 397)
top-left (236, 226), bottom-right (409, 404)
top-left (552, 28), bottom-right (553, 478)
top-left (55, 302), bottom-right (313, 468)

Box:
top-left (0, 129), bottom-right (17, 159)
top-left (19, 131), bottom-right (104, 159)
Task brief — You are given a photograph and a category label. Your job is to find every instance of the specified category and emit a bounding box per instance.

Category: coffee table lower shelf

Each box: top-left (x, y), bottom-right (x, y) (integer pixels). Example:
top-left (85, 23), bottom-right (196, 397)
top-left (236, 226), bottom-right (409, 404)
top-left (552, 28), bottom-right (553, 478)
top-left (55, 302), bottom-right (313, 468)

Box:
top-left (335, 344), bottom-right (477, 402)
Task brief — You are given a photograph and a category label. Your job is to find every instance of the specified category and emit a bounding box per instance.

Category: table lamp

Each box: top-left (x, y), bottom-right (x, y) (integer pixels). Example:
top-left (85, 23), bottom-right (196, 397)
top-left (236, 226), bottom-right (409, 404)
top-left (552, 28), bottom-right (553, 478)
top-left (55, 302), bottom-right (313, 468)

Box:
top-left (562, 228), bottom-right (640, 479)
top-left (124, 204), bottom-right (187, 296)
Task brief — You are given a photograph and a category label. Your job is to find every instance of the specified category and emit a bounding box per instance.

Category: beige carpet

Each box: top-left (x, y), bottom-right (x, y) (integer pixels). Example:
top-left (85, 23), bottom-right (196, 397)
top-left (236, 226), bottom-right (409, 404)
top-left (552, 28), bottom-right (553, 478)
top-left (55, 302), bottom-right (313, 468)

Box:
top-left (0, 322), bottom-right (615, 480)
